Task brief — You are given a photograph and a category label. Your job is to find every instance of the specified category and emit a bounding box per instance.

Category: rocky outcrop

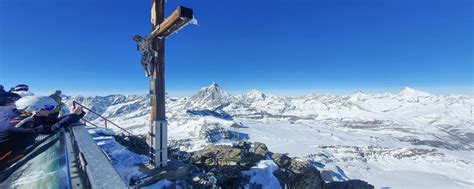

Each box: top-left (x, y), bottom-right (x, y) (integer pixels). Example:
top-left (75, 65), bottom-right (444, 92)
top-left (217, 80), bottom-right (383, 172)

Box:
top-left (188, 142), bottom-right (326, 189)
top-left (249, 142), bottom-right (268, 159)
top-left (132, 141), bottom-right (373, 189)
top-left (271, 153), bottom-right (291, 168)
top-left (271, 156), bottom-right (324, 189)
top-left (114, 134), bottom-right (149, 155)
top-left (115, 132), bottom-right (328, 188)
top-left (115, 135), bottom-right (374, 189)
top-left (189, 142), bottom-right (269, 186)
top-left (191, 145), bottom-right (243, 169)
top-left (270, 156), bottom-right (373, 189)
top-left (324, 180), bottom-right (374, 189)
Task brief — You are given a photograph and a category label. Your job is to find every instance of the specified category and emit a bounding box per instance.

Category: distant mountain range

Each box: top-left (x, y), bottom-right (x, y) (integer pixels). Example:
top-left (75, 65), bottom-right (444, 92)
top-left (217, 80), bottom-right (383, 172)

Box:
top-left (65, 82), bottom-right (474, 188)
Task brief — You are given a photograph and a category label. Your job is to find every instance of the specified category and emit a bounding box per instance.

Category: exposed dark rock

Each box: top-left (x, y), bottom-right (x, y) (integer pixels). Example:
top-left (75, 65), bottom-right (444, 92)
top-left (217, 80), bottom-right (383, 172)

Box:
top-left (402, 138), bottom-right (465, 150)
top-left (208, 165), bottom-right (242, 186)
top-left (273, 169), bottom-right (290, 188)
top-left (191, 145), bottom-right (242, 169)
top-left (320, 170), bottom-right (335, 182)
top-left (237, 141), bottom-right (252, 150)
top-left (202, 124), bottom-right (243, 143)
top-left (324, 179), bottom-right (374, 189)
top-left (240, 142), bottom-right (268, 169)
top-left (271, 153), bottom-right (291, 168)
top-left (114, 134), bottom-right (149, 155)
top-left (169, 149), bottom-right (192, 163)
top-left (286, 159), bottom-right (324, 189)
top-left (148, 142), bottom-right (373, 189)
top-left (249, 142), bottom-right (268, 159)
top-left (187, 108), bottom-right (233, 120)
top-left (190, 145), bottom-right (244, 186)
top-left (288, 159), bottom-right (314, 174)
top-left (189, 142), bottom-right (272, 187)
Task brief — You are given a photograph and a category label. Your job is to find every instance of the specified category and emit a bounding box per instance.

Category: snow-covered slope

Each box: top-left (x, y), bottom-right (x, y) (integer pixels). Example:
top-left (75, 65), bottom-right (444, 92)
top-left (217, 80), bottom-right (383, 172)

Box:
top-left (66, 83), bottom-right (474, 188)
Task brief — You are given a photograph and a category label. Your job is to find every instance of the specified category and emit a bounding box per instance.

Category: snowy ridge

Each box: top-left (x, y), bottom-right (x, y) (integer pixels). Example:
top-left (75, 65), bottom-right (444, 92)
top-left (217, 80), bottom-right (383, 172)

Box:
top-left (65, 83), bottom-right (474, 188)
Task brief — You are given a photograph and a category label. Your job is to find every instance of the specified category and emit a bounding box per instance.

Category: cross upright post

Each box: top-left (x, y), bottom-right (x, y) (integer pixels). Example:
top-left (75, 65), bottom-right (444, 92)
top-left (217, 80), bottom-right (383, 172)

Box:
top-left (149, 0), bottom-right (167, 168)
top-left (137, 0), bottom-right (193, 168)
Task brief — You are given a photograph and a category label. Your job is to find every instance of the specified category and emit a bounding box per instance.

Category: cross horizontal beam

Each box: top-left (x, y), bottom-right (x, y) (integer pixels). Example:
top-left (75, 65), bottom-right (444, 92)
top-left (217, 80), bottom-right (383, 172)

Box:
top-left (149, 6), bottom-right (193, 38)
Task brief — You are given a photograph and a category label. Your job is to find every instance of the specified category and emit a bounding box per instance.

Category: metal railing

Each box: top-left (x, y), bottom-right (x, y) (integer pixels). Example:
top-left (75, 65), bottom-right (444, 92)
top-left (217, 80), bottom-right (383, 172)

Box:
top-left (72, 101), bottom-right (136, 136)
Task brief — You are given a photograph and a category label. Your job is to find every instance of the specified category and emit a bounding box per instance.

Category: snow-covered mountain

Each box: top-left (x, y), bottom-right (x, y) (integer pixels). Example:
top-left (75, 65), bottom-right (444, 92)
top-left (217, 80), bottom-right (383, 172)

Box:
top-left (66, 83), bottom-right (474, 189)
top-left (187, 82), bottom-right (234, 109)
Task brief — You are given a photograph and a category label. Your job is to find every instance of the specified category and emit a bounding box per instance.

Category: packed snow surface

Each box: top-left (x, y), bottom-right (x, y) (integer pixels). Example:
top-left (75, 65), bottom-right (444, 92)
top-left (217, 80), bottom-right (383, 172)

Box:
top-left (243, 160), bottom-right (281, 189)
top-left (67, 84), bottom-right (474, 188)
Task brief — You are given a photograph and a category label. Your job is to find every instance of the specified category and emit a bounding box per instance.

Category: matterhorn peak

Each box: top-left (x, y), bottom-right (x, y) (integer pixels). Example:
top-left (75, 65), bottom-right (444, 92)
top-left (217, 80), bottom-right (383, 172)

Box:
top-left (189, 82), bottom-right (233, 109)
top-left (203, 82), bottom-right (227, 95)
top-left (209, 81), bottom-right (220, 88)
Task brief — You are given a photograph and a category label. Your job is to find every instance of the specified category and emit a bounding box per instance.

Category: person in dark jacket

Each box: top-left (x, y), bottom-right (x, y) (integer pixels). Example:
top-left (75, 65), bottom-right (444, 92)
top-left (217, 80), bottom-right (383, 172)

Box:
top-left (49, 90), bottom-right (62, 104)
top-left (0, 92), bottom-right (21, 107)
top-left (0, 96), bottom-right (85, 171)
top-left (48, 90), bottom-right (63, 118)
top-left (0, 90), bottom-right (22, 123)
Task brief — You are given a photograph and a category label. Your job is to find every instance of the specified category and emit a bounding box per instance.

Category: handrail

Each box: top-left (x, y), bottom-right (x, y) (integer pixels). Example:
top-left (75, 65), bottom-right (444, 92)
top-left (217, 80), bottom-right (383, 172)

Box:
top-left (72, 101), bottom-right (136, 136)
top-left (81, 119), bottom-right (100, 128)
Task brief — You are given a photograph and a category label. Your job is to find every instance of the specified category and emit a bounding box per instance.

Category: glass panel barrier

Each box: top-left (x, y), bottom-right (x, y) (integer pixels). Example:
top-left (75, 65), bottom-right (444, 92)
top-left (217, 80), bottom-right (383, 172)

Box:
top-left (0, 131), bottom-right (70, 189)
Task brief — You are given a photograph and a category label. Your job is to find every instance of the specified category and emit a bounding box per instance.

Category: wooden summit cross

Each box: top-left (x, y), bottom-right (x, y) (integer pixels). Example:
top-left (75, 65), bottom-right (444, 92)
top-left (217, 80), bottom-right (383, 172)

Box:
top-left (135, 0), bottom-right (193, 168)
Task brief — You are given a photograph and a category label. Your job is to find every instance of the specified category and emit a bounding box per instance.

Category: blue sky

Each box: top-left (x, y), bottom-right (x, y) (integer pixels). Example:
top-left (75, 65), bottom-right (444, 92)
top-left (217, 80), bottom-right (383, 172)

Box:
top-left (1, 0), bottom-right (473, 96)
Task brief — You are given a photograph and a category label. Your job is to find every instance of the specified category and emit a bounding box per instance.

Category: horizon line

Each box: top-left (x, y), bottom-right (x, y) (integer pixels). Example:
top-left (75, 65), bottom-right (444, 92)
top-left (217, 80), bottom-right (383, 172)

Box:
top-left (31, 86), bottom-right (474, 97)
